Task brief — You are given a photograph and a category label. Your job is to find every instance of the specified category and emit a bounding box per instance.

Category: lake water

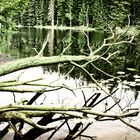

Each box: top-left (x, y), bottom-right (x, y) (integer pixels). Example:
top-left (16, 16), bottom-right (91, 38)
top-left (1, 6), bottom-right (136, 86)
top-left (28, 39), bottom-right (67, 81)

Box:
top-left (0, 27), bottom-right (140, 139)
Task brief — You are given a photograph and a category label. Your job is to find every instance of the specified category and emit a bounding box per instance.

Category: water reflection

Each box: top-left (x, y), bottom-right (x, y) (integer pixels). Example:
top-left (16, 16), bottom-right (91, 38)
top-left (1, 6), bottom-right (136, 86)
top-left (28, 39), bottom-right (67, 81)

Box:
top-left (0, 27), bottom-right (105, 57)
top-left (0, 28), bottom-right (140, 139)
top-left (0, 56), bottom-right (139, 138)
top-left (1, 30), bottom-right (140, 98)
top-left (0, 27), bottom-right (139, 86)
top-left (0, 28), bottom-right (90, 80)
top-left (0, 66), bottom-right (139, 111)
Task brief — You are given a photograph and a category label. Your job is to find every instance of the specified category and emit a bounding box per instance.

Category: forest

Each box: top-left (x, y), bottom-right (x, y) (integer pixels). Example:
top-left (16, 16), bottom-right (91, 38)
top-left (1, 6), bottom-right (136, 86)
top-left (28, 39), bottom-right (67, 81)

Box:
top-left (0, 0), bottom-right (140, 28)
top-left (0, 0), bottom-right (140, 140)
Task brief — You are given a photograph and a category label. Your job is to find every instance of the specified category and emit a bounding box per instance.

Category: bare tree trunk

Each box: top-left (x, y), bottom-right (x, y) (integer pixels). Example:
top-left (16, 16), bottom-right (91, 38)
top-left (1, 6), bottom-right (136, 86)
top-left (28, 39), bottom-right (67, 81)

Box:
top-left (48, 0), bottom-right (55, 26)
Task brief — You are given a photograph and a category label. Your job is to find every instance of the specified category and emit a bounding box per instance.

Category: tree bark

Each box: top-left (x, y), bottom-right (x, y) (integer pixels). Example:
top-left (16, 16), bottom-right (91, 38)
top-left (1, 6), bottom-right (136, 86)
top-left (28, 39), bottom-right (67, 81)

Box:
top-left (0, 55), bottom-right (98, 76)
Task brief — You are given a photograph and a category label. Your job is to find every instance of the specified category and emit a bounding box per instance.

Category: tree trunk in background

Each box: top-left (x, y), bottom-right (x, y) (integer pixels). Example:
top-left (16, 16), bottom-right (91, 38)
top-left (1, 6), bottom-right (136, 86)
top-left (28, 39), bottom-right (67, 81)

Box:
top-left (48, 0), bottom-right (55, 26)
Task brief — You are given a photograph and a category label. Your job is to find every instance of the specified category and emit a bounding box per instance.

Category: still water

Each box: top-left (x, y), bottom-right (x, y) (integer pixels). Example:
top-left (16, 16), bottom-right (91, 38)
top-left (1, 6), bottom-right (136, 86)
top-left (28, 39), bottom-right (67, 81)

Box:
top-left (0, 28), bottom-right (140, 139)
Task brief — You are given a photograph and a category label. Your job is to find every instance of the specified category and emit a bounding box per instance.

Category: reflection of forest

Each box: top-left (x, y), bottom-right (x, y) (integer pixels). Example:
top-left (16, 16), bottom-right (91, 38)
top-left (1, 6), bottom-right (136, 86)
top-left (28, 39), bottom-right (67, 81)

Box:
top-left (0, 28), bottom-right (140, 80)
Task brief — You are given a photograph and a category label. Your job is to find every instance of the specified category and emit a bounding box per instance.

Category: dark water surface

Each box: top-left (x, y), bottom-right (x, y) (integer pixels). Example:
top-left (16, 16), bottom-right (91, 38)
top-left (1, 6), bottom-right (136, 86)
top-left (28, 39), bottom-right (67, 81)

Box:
top-left (0, 27), bottom-right (105, 57)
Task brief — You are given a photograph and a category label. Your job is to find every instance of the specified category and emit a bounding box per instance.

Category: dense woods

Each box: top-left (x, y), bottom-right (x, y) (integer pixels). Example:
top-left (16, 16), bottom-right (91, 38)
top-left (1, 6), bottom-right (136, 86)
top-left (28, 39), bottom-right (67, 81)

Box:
top-left (0, 0), bottom-right (140, 28)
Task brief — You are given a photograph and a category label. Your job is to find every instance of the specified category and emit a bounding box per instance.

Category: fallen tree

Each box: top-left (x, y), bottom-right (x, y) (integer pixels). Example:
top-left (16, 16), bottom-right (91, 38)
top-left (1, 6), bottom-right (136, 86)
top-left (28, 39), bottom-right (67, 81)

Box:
top-left (0, 27), bottom-right (140, 140)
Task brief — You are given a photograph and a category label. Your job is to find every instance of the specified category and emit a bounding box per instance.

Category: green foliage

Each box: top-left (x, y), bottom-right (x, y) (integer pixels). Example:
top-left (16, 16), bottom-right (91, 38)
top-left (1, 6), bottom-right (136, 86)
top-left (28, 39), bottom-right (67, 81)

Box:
top-left (1, 0), bottom-right (140, 29)
top-left (0, 0), bottom-right (29, 30)
top-left (0, 0), bottom-right (29, 17)
top-left (57, 0), bottom-right (67, 25)
top-left (108, 0), bottom-right (130, 26)
top-left (78, 3), bottom-right (87, 25)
